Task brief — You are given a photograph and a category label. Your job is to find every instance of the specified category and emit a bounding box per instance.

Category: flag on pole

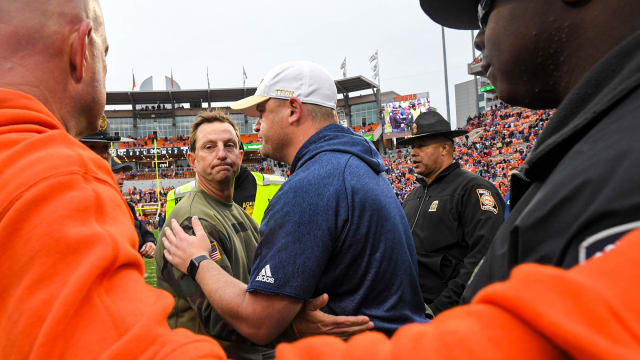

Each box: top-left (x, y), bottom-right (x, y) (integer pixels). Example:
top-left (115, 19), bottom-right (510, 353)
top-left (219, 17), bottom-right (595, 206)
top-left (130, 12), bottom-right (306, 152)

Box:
top-left (243, 66), bottom-right (248, 81)
top-left (340, 57), bottom-right (347, 78)
top-left (171, 68), bottom-right (174, 89)
top-left (369, 49), bottom-right (379, 80)
top-left (132, 69), bottom-right (136, 91)
top-left (207, 67), bottom-right (211, 89)
top-left (369, 50), bottom-right (378, 63)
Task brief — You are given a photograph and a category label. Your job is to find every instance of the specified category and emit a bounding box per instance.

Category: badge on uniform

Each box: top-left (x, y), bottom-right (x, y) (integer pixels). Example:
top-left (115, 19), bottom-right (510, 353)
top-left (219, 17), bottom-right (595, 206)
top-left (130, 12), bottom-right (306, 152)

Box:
top-left (429, 200), bottom-right (439, 212)
top-left (210, 240), bottom-right (222, 262)
top-left (476, 189), bottom-right (498, 214)
top-left (578, 221), bottom-right (640, 263)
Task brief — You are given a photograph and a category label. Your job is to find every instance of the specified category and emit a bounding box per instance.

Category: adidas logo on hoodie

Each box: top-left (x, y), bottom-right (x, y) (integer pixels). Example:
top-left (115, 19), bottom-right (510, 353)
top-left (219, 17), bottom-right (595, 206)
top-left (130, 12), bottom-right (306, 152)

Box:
top-left (256, 265), bottom-right (274, 283)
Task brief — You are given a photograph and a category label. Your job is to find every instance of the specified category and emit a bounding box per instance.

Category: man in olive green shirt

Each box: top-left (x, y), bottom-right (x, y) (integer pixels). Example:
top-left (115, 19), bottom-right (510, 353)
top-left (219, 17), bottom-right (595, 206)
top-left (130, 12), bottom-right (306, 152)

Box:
top-left (156, 110), bottom-right (277, 359)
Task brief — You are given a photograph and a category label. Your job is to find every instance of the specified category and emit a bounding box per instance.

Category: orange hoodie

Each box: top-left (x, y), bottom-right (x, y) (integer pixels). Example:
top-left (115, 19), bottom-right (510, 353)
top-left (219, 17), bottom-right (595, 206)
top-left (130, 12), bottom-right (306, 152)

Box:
top-left (0, 89), bottom-right (225, 359)
top-left (276, 228), bottom-right (640, 359)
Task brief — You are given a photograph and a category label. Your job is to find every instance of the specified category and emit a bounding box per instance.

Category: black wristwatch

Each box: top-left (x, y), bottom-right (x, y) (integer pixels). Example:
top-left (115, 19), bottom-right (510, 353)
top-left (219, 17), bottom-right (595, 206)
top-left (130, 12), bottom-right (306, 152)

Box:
top-left (187, 255), bottom-right (210, 280)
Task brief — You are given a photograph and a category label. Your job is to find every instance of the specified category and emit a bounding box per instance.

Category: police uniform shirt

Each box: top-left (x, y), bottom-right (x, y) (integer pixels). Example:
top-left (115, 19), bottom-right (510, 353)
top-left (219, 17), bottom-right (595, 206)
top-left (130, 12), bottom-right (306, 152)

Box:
top-left (403, 162), bottom-right (505, 314)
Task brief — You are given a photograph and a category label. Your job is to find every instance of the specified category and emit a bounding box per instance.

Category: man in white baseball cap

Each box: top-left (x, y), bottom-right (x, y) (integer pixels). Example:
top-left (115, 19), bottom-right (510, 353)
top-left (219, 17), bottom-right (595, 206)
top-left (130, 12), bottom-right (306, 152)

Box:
top-left (161, 61), bottom-right (427, 343)
top-left (230, 61), bottom-right (337, 118)
top-left (230, 61), bottom-right (340, 164)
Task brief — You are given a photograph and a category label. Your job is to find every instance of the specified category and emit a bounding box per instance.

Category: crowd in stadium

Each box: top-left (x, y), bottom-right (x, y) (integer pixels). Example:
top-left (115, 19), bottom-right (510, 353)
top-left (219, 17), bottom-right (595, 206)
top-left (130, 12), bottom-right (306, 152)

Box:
top-left (125, 186), bottom-right (168, 205)
top-left (457, 105), bottom-right (553, 197)
top-left (352, 123), bottom-right (379, 135)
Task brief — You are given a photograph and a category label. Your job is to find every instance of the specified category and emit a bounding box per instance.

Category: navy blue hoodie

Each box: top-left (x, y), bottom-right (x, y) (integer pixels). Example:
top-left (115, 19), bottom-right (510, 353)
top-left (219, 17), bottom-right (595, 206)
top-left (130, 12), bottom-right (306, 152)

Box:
top-left (247, 124), bottom-right (427, 336)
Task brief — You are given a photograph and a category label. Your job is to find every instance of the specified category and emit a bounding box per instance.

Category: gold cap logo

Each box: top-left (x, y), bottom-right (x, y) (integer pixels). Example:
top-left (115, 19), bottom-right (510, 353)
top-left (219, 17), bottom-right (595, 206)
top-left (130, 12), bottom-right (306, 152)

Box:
top-left (98, 114), bottom-right (108, 131)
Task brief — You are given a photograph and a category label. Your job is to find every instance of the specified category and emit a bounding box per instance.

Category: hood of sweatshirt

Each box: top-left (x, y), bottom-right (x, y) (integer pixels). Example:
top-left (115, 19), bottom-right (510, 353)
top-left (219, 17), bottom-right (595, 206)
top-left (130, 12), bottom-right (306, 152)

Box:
top-left (290, 123), bottom-right (385, 175)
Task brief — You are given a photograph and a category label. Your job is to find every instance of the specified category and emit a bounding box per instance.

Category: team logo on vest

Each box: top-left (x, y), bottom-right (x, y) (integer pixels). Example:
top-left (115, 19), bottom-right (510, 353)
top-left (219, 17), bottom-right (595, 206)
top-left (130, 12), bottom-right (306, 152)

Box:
top-left (242, 201), bottom-right (255, 216)
top-left (429, 200), bottom-right (439, 212)
top-left (476, 189), bottom-right (498, 214)
top-left (256, 264), bottom-right (275, 283)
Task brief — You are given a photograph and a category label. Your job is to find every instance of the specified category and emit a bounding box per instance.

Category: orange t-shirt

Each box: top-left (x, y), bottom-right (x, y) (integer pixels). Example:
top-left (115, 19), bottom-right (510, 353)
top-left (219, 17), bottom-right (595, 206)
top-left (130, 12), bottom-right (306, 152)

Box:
top-left (276, 228), bottom-right (640, 359)
top-left (0, 89), bottom-right (225, 359)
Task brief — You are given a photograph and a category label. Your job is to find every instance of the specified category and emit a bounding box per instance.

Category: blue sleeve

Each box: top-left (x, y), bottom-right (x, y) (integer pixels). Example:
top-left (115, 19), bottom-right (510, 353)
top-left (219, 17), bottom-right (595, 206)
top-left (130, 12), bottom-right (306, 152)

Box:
top-left (246, 176), bottom-right (341, 300)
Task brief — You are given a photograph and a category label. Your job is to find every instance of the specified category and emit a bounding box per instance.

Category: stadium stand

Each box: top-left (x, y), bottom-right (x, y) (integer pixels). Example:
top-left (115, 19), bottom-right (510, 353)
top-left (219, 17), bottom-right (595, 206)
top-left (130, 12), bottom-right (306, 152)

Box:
top-left (350, 123), bottom-right (379, 135)
top-left (115, 133), bottom-right (262, 150)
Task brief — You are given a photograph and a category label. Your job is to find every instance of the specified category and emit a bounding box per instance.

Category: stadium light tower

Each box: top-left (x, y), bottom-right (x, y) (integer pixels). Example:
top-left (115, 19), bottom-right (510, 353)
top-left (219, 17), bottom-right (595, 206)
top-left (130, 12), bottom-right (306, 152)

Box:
top-left (441, 26), bottom-right (452, 125)
top-left (471, 30), bottom-right (480, 117)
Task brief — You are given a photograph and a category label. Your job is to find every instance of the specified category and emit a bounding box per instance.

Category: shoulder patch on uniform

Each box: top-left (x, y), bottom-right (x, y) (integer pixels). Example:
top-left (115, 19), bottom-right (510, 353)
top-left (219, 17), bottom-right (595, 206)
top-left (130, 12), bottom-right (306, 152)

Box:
top-left (429, 200), bottom-right (439, 212)
top-left (578, 221), bottom-right (640, 264)
top-left (476, 189), bottom-right (498, 214)
top-left (210, 240), bottom-right (222, 262)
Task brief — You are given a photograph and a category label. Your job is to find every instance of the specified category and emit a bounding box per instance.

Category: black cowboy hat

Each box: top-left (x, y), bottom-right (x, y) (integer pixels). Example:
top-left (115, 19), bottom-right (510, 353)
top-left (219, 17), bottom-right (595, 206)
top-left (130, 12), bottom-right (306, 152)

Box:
top-left (80, 114), bottom-right (134, 143)
top-left (398, 111), bottom-right (468, 145)
top-left (81, 130), bottom-right (123, 143)
top-left (419, 0), bottom-right (480, 30)
top-left (110, 157), bottom-right (133, 172)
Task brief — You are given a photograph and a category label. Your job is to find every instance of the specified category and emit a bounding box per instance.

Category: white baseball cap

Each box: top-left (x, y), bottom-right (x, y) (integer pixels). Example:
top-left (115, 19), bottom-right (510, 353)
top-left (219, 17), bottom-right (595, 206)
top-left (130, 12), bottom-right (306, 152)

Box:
top-left (230, 61), bottom-right (337, 117)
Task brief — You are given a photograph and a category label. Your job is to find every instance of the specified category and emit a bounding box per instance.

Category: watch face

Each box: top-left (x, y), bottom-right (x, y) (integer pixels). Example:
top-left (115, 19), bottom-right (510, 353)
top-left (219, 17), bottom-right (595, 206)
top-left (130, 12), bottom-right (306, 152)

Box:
top-left (187, 259), bottom-right (198, 279)
top-left (187, 258), bottom-right (199, 279)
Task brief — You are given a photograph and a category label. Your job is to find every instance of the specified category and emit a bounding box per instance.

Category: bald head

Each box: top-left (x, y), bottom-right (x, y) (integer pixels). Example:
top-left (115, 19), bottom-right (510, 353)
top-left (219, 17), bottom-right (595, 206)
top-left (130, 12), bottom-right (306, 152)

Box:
top-left (0, 0), bottom-right (108, 138)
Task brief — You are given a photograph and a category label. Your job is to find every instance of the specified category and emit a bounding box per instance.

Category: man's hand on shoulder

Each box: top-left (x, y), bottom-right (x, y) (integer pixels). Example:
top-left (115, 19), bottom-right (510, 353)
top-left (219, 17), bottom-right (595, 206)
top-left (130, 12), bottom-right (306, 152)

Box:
top-left (162, 217), bottom-right (211, 273)
top-left (294, 293), bottom-right (374, 339)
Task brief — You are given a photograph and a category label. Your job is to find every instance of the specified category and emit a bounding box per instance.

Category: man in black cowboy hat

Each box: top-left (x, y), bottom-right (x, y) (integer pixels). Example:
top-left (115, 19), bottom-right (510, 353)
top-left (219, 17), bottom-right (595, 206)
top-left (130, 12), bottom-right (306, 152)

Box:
top-left (81, 117), bottom-right (155, 258)
top-left (79, 115), bottom-right (125, 162)
top-left (111, 157), bottom-right (157, 259)
top-left (400, 111), bottom-right (504, 316)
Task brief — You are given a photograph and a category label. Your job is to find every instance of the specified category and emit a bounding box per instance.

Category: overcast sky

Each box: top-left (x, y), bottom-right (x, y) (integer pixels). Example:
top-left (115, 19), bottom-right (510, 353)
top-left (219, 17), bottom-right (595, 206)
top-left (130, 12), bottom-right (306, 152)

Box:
top-left (102, 0), bottom-right (479, 126)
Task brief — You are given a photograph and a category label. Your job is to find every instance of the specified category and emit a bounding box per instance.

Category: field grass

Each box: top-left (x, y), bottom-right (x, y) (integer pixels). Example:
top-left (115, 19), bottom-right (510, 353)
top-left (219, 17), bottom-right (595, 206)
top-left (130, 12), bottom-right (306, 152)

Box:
top-left (143, 230), bottom-right (159, 287)
top-left (144, 257), bottom-right (157, 287)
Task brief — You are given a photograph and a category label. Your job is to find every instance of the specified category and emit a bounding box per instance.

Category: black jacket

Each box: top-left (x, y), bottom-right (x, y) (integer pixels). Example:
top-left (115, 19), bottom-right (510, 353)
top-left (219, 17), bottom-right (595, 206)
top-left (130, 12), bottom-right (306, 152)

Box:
top-left (127, 201), bottom-right (156, 251)
top-left (232, 165), bottom-right (257, 210)
top-left (463, 31), bottom-right (640, 302)
top-left (403, 162), bottom-right (504, 314)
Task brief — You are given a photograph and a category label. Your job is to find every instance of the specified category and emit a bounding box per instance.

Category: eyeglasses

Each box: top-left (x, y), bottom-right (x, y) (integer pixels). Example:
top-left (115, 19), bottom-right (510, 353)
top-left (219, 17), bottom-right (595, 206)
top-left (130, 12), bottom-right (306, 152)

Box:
top-left (478, 0), bottom-right (495, 31)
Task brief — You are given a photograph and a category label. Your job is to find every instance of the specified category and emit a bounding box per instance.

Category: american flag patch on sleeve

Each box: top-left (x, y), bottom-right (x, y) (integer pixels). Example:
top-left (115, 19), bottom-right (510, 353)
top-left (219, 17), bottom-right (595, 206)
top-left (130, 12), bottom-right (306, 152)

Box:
top-left (210, 241), bottom-right (222, 262)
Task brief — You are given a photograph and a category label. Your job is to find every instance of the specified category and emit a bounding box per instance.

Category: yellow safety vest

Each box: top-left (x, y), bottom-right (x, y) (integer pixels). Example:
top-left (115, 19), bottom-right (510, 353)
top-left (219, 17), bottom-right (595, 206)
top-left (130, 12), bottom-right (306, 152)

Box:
top-left (164, 173), bottom-right (284, 226)
top-left (165, 180), bottom-right (196, 218)
top-left (411, 108), bottom-right (421, 121)
top-left (250, 173), bottom-right (285, 226)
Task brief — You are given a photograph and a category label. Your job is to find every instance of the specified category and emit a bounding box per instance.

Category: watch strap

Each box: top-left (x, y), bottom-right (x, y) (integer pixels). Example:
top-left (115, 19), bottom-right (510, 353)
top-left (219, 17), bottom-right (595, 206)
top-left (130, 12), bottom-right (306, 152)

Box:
top-left (187, 254), bottom-right (210, 280)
